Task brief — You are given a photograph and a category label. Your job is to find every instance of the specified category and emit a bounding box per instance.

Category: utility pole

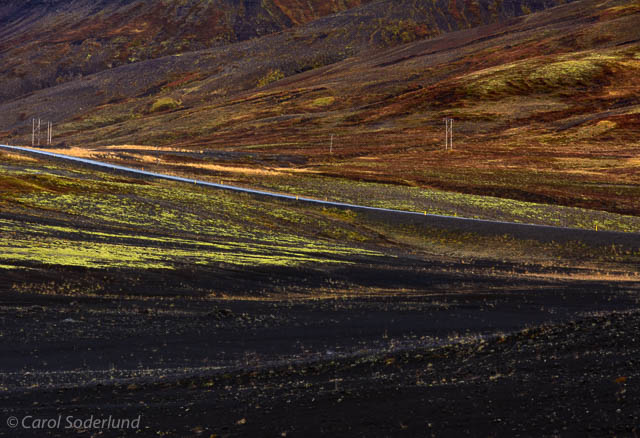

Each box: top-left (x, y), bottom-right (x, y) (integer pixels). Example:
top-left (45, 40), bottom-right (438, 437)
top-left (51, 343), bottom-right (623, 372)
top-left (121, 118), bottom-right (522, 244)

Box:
top-left (444, 118), bottom-right (453, 150)
top-left (31, 118), bottom-right (52, 146)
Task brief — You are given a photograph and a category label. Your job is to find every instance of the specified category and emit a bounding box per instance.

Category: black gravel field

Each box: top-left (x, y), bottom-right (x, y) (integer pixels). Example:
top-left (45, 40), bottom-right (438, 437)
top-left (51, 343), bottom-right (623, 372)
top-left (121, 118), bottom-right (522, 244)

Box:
top-left (1, 260), bottom-right (639, 437)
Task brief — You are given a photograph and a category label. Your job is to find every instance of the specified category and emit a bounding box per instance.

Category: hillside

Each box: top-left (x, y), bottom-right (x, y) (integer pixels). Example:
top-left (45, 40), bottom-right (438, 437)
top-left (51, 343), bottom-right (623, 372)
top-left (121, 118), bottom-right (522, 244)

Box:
top-left (2, 1), bottom-right (640, 434)
top-left (0, 0), bottom-right (375, 101)
top-left (1, 0), bottom-right (639, 217)
top-left (0, 0), bottom-right (567, 103)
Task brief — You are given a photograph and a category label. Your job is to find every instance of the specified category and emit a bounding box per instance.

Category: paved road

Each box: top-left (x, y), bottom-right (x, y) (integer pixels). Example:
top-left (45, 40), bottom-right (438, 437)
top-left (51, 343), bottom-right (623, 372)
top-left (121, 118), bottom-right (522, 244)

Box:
top-left (2, 144), bottom-right (639, 247)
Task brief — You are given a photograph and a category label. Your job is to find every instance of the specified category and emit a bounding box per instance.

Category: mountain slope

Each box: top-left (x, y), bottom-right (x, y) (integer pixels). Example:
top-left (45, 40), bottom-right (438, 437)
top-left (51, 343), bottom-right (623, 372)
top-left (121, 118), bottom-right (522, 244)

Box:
top-left (1, 0), bottom-right (639, 217)
top-left (0, 0), bottom-right (566, 103)
top-left (0, 0), bottom-right (375, 101)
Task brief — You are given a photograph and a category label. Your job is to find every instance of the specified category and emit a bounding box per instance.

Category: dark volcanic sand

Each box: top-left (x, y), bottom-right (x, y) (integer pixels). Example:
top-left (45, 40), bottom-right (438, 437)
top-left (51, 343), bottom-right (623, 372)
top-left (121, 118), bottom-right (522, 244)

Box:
top-left (1, 261), bottom-right (639, 437)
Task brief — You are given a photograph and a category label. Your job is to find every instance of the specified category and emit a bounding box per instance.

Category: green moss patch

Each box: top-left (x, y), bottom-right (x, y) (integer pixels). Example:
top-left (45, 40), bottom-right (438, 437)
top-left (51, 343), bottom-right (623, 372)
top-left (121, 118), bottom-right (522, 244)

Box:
top-left (150, 97), bottom-right (182, 113)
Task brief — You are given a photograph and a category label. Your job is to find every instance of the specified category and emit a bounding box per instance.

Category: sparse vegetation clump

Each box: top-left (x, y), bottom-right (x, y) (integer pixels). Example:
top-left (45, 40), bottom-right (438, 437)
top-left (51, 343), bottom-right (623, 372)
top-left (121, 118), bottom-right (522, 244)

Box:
top-left (150, 97), bottom-right (181, 113)
top-left (574, 120), bottom-right (617, 139)
top-left (257, 69), bottom-right (285, 88)
top-left (462, 55), bottom-right (613, 98)
top-left (0, 154), bottom-right (384, 270)
top-left (311, 96), bottom-right (335, 107)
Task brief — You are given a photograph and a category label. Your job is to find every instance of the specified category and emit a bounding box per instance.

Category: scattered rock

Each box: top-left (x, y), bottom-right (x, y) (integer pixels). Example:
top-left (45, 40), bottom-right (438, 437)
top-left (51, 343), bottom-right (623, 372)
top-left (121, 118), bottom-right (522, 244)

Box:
top-left (61, 318), bottom-right (80, 324)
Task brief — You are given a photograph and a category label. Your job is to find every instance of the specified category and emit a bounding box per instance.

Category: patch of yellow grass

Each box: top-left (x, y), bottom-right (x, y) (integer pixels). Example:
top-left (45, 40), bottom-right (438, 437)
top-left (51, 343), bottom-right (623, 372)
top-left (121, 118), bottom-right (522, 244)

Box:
top-left (36, 145), bottom-right (318, 177)
top-left (257, 69), bottom-right (285, 88)
top-left (310, 96), bottom-right (335, 107)
top-left (531, 271), bottom-right (640, 282)
top-left (150, 97), bottom-right (181, 113)
top-left (463, 52), bottom-right (622, 97)
top-left (560, 169), bottom-right (609, 176)
top-left (553, 156), bottom-right (621, 173)
top-left (102, 144), bottom-right (164, 151)
top-left (44, 147), bottom-right (96, 158)
top-left (623, 105), bottom-right (640, 115)
top-left (602, 4), bottom-right (640, 16)
top-left (454, 96), bottom-right (569, 117)
top-left (176, 161), bottom-right (317, 176)
top-left (574, 120), bottom-right (617, 139)
top-left (150, 158), bottom-right (291, 176)
top-left (0, 151), bottom-right (38, 162)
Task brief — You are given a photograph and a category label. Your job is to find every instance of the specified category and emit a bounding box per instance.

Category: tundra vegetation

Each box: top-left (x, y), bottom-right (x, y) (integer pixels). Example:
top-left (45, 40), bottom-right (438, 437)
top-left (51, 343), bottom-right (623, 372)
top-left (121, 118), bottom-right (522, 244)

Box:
top-left (1, 0), bottom-right (640, 435)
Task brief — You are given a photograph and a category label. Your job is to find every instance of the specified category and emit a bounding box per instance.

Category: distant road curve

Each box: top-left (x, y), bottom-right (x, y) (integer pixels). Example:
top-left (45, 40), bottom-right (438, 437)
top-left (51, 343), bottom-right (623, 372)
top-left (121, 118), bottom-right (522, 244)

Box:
top-left (2, 144), bottom-right (640, 247)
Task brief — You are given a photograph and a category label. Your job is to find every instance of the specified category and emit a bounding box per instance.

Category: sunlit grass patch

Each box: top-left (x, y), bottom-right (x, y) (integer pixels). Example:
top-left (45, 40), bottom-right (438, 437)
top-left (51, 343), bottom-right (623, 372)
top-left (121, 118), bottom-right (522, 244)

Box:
top-left (0, 157), bottom-right (385, 270)
top-left (150, 97), bottom-right (181, 113)
top-left (573, 120), bottom-right (617, 139)
top-left (0, 264), bottom-right (23, 270)
top-left (0, 234), bottom-right (379, 269)
top-left (600, 3), bottom-right (640, 18)
top-left (257, 69), bottom-right (285, 88)
top-left (247, 173), bottom-right (640, 232)
top-left (0, 151), bottom-right (38, 163)
top-left (461, 52), bottom-right (630, 98)
top-left (310, 96), bottom-right (335, 107)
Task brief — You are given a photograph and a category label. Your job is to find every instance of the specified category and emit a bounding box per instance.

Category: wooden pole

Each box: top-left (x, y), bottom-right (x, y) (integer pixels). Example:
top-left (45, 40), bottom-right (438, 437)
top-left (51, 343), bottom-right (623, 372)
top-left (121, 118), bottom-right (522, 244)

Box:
top-left (444, 118), bottom-right (454, 150)
top-left (444, 119), bottom-right (447, 150)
